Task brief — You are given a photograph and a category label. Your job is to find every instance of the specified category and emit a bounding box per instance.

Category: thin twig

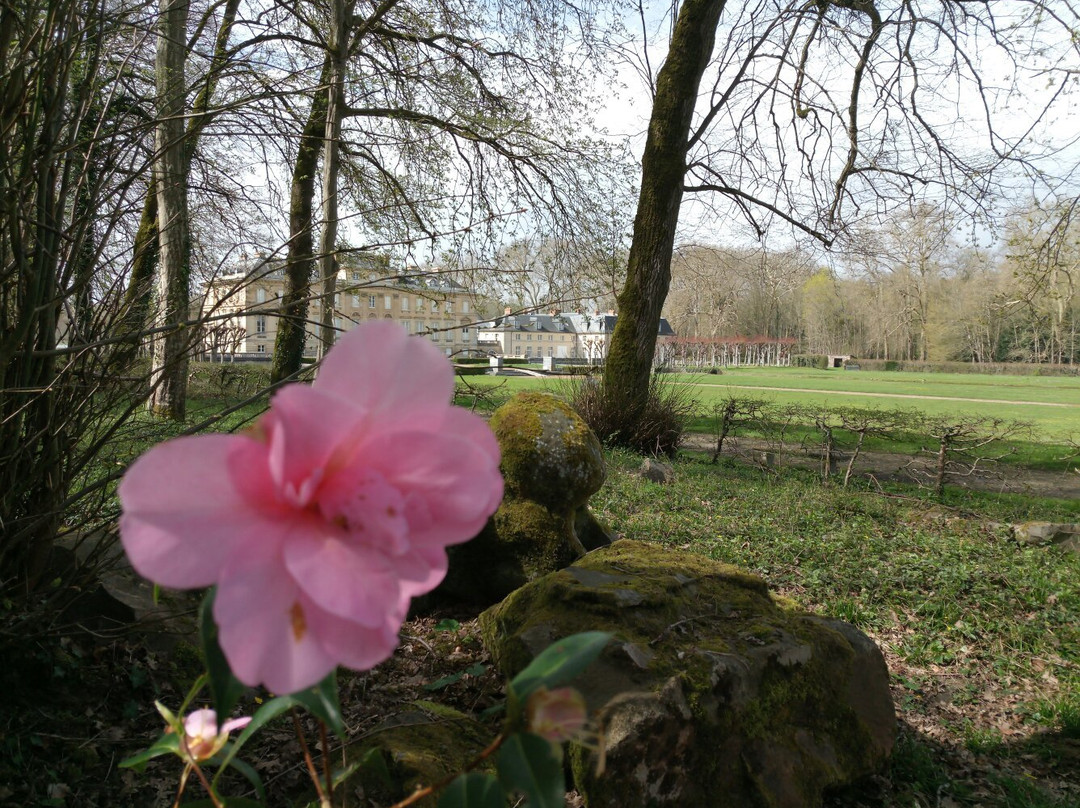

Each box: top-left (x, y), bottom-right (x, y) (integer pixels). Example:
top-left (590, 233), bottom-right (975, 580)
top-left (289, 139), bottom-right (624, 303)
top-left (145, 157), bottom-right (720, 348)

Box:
top-left (292, 709), bottom-right (327, 805)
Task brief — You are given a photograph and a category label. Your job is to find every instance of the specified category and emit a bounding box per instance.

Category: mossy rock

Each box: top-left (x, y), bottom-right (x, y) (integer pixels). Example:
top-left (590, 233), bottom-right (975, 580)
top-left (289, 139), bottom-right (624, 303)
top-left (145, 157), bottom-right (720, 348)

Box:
top-left (489, 392), bottom-right (606, 509)
top-left (345, 702), bottom-right (496, 807)
top-left (435, 393), bottom-right (614, 606)
top-left (479, 540), bottom-right (896, 807)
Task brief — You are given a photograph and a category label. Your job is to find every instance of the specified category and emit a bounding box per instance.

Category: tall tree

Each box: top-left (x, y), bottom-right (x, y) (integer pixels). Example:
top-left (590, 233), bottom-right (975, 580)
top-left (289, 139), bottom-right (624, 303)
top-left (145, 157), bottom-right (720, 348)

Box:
top-left (603, 0), bottom-right (1080, 425)
top-left (603, 0), bottom-right (726, 428)
top-left (118, 0), bottom-right (242, 356)
top-left (147, 0), bottom-right (191, 419)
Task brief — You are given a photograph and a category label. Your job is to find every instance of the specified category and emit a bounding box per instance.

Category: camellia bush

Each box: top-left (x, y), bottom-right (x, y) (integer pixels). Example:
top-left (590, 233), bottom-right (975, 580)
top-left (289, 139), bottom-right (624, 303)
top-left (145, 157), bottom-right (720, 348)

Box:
top-left (117, 322), bottom-right (609, 807)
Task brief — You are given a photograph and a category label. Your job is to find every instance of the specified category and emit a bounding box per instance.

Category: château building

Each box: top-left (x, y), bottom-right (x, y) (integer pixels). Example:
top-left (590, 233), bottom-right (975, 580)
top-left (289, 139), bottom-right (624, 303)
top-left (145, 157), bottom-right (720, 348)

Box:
top-left (200, 255), bottom-right (483, 360)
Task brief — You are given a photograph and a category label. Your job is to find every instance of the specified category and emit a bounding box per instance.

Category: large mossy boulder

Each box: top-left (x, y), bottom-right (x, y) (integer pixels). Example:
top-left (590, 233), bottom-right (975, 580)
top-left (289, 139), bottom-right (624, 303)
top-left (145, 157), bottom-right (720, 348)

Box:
top-left (479, 540), bottom-right (896, 808)
top-left (438, 393), bottom-right (614, 605)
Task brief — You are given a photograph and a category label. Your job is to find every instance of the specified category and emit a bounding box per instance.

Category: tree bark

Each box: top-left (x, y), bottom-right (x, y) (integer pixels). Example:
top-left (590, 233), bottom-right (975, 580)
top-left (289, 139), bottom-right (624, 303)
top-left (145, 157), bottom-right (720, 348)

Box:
top-left (272, 56), bottom-right (332, 383)
top-left (602, 0), bottom-right (725, 428)
top-left (147, 0), bottom-right (190, 420)
top-left (318, 0), bottom-right (348, 358)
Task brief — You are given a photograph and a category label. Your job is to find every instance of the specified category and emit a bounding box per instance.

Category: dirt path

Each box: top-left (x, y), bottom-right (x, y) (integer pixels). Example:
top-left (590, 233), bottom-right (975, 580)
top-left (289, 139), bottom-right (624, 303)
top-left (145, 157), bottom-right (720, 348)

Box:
top-left (682, 434), bottom-right (1080, 500)
top-left (693, 383), bottom-right (1080, 408)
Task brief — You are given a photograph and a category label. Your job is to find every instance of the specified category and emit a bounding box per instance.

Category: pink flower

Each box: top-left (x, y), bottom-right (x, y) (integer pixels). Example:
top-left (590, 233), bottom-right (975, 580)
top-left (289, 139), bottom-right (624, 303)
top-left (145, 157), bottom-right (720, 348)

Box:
top-left (119, 322), bottom-right (503, 694)
top-left (180, 709), bottom-right (251, 762)
top-left (526, 686), bottom-right (588, 743)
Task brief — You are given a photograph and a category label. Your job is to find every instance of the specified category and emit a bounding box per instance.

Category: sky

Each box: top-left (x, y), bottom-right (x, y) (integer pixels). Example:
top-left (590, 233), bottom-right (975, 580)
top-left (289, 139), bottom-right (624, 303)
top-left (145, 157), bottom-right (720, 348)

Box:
top-left (587, 0), bottom-right (1080, 258)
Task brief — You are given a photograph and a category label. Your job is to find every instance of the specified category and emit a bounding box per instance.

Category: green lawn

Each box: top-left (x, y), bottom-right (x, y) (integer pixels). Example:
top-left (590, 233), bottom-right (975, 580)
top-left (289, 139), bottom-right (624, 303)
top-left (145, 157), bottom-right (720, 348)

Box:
top-left (457, 368), bottom-right (1080, 445)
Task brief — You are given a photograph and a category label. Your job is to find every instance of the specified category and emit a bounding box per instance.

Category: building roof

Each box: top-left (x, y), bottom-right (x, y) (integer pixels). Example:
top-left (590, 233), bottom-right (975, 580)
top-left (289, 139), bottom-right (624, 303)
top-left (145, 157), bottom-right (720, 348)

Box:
top-left (480, 312), bottom-right (675, 336)
top-left (207, 255), bottom-right (473, 296)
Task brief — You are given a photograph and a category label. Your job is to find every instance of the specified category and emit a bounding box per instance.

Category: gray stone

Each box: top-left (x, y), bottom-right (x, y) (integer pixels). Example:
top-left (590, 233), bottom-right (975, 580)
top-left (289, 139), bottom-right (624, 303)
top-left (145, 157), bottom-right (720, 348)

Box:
top-left (638, 458), bottom-right (675, 484)
top-left (480, 540), bottom-right (896, 808)
top-left (1013, 522), bottom-right (1080, 553)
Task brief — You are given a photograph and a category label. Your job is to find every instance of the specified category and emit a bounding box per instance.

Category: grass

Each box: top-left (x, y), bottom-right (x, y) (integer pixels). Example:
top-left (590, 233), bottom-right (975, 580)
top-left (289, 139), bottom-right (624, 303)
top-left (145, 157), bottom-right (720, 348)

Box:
top-left (457, 368), bottom-right (1080, 471)
top-left (591, 449), bottom-right (1080, 806)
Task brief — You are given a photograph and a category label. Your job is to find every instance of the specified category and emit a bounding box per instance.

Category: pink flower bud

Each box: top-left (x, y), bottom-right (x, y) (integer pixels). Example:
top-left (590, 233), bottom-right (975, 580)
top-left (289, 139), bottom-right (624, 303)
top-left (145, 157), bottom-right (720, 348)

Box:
top-left (526, 686), bottom-right (588, 743)
top-left (181, 709), bottom-right (251, 762)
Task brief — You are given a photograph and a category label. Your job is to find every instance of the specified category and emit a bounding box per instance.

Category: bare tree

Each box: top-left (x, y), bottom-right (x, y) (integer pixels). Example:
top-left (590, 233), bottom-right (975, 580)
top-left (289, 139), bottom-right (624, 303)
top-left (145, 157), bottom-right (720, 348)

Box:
top-left (603, 0), bottom-right (1080, 431)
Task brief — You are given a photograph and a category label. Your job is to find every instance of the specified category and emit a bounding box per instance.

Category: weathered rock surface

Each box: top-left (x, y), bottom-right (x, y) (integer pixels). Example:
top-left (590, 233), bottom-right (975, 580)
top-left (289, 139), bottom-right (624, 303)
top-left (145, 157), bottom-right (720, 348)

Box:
top-left (479, 540), bottom-right (896, 807)
top-left (1013, 522), bottom-right (1080, 554)
top-left (347, 702), bottom-right (496, 808)
top-left (438, 393), bottom-right (614, 605)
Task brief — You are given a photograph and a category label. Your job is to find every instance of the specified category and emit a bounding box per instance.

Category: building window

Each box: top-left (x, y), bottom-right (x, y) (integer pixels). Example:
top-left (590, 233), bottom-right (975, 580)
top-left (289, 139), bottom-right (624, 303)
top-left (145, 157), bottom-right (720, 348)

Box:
top-left (416, 298), bottom-right (424, 311)
top-left (368, 295), bottom-right (376, 308)
top-left (256, 287), bottom-right (266, 303)
top-left (255, 315), bottom-right (267, 334)
top-left (445, 348), bottom-right (452, 357)
top-left (384, 295), bottom-right (391, 310)
top-left (351, 294), bottom-right (360, 307)
top-left (549, 335), bottom-right (554, 341)
top-left (402, 320), bottom-right (410, 333)
top-left (352, 270), bottom-right (361, 281)
top-left (445, 301), bottom-right (452, 313)
top-left (462, 301), bottom-right (469, 314)
top-left (256, 343), bottom-right (266, 353)
top-left (526, 334), bottom-right (532, 341)
top-left (401, 297), bottom-right (409, 311)
top-left (334, 294), bottom-right (340, 307)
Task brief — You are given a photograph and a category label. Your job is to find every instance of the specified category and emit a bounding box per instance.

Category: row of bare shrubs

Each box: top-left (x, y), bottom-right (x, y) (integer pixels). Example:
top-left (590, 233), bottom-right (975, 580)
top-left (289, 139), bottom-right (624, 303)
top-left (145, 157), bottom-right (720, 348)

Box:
top-left (703, 397), bottom-right (1044, 497)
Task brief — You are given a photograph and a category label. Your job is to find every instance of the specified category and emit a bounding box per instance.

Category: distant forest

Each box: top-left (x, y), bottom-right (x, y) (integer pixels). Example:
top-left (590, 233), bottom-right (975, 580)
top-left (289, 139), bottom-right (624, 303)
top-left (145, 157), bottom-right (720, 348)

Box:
top-left (664, 203), bottom-right (1079, 365)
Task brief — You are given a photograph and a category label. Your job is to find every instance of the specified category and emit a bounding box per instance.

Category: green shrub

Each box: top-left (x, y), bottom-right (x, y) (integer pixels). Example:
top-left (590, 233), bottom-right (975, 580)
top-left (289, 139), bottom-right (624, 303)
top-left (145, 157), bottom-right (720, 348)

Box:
top-left (791, 354), bottom-right (829, 369)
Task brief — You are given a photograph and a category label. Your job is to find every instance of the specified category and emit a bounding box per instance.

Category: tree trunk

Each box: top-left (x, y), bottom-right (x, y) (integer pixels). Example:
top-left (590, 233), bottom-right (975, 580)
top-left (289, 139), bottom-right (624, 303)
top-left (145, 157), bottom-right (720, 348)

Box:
top-left (318, 0), bottom-right (348, 358)
top-left (147, 0), bottom-right (190, 420)
top-left (602, 0), bottom-right (726, 428)
top-left (118, 0), bottom-right (240, 358)
top-left (271, 57), bottom-right (332, 383)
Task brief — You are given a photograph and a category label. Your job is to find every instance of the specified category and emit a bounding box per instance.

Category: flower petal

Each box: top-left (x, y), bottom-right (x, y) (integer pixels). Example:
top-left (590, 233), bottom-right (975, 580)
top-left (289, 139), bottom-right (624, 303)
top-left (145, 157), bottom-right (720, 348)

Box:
top-left (307, 605), bottom-right (404, 671)
top-left (119, 435), bottom-right (270, 589)
top-left (263, 385), bottom-right (367, 506)
top-left (214, 539), bottom-right (338, 694)
top-left (314, 321), bottom-right (453, 424)
top-left (364, 428), bottom-right (503, 543)
top-left (282, 531), bottom-right (401, 626)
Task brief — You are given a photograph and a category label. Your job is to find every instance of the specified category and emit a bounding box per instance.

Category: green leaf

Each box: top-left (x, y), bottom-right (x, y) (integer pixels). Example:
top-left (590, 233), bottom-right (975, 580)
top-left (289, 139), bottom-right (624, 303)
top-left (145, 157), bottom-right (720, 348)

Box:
top-left (423, 662), bottom-right (487, 692)
top-left (212, 696), bottom-right (296, 789)
top-left (496, 732), bottom-right (564, 808)
top-left (289, 671), bottom-right (345, 737)
top-left (437, 771), bottom-right (504, 808)
top-left (207, 749), bottom-right (265, 803)
top-left (435, 618), bottom-right (461, 632)
top-left (199, 589), bottom-right (245, 718)
top-left (118, 732), bottom-right (180, 772)
top-left (508, 632), bottom-right (611, 701)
